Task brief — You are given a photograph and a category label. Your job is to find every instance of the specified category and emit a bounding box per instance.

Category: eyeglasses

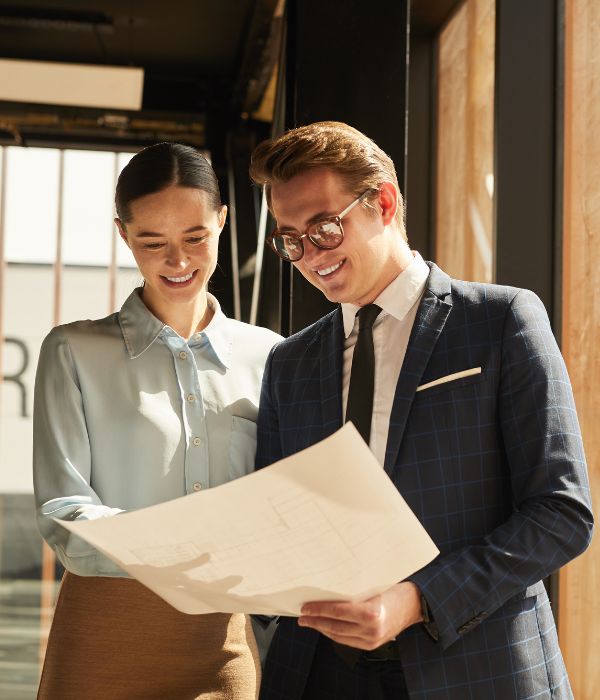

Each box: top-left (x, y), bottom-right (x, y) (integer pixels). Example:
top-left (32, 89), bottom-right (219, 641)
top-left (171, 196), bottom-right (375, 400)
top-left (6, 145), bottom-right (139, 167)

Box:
top-left (266, 188), bottom-right (376, 262)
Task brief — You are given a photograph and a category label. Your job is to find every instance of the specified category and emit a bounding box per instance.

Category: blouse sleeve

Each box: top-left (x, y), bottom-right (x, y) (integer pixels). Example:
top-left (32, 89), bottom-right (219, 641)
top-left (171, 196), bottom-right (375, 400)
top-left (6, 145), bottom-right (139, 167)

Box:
top-left (33, 326), bottom-right (127, 577)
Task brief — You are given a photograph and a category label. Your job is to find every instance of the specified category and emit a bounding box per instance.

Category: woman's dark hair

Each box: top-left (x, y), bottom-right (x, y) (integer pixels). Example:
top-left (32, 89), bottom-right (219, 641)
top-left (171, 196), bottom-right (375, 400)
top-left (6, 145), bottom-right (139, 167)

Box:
top-left (115, 142), bottom-right (222, 223)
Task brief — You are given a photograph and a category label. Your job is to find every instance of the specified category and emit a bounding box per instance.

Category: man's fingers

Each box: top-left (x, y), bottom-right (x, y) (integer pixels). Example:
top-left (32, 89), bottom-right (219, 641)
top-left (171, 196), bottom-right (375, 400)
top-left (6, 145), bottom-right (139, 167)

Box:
top-left (300, 599), bottom-right (381, 624)
top-left (298, 615), bottom-right (386, 648)
top-left (326, 633), bottom-right (395, 651)
top-left (298, 617), bottom-right (390, 650)
top-left (298, 615), bottom-right (356, 635)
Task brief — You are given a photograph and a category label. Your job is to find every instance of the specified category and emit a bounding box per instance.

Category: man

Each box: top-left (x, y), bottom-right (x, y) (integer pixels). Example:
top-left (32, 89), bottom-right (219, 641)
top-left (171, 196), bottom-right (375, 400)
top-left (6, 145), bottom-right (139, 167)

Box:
top-left (249, 121), bottom-right (593, 699)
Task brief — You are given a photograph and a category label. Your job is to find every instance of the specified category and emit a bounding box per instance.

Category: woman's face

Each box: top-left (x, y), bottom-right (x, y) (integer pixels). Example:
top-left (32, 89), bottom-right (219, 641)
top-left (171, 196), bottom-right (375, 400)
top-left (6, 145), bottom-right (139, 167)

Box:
top-left (117, 185), bottom-right (226, 314)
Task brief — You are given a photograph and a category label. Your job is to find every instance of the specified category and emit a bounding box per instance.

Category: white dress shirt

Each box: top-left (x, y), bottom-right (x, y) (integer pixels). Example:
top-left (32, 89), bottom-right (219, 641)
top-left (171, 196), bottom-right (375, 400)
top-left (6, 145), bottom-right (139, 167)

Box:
top-left (341, 252), bottom-right (430, 465)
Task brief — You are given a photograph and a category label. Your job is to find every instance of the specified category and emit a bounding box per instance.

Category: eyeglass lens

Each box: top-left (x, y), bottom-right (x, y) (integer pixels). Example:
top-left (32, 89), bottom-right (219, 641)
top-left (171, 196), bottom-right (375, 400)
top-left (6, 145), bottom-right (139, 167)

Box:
top-left (274, 220), bottom-right (344, 261)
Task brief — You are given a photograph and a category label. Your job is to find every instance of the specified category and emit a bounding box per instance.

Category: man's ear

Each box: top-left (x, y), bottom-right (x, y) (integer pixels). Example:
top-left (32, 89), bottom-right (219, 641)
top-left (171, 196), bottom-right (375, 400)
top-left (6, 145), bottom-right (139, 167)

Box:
top-left (115, 218), bottom-right (130, 248)
top-left (377, 182), bottom-right (398, 226)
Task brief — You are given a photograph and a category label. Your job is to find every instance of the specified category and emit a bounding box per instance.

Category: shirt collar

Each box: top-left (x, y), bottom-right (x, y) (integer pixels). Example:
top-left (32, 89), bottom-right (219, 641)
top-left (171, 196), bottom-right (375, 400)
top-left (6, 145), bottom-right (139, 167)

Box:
top-left (188, 293), bottom-right (232, 368)
top-left (341, 251), bottom-right (430, 338)
top-left (118, 288), bottom-right (232, 368)
top-left (118, 288), bottom-right (164, 359)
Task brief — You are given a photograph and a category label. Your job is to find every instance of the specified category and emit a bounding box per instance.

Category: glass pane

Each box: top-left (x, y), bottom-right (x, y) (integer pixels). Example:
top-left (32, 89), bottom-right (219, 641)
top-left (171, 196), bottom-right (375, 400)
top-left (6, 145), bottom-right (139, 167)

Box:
top-left (61, 150), bottom-right (115, 266)
top-left (1, 264), bottom-right (57, 698)
top-left (4, 148), bottom-right (60, 264)
top-left (116, 152), bottom-right (137, 268)
top-left (0, 146), bottom-right (138, 698)
top-left (116, 268), bottom-right (143, 308)
top-left (59, 267), bottom-right (111, 325)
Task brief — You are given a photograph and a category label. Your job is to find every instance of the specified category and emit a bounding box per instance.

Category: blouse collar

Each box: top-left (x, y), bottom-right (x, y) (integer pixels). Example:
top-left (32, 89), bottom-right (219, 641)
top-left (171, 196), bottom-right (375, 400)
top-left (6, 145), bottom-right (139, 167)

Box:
top-left (118, 288), bottom-right (232, 368)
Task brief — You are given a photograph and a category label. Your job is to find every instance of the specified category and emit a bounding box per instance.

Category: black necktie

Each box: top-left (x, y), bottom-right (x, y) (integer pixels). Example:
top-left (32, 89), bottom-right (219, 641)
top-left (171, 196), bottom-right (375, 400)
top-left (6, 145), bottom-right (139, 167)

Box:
top-left (332, 303), bottom-right (381, 668)
top-left (345, 304), bottom-right (381, 443)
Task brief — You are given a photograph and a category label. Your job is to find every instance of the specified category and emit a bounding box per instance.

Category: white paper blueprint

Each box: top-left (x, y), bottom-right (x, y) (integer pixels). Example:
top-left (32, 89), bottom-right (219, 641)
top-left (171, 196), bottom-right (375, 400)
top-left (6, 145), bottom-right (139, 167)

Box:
top-left (58, 423), bottom-right (439, 616)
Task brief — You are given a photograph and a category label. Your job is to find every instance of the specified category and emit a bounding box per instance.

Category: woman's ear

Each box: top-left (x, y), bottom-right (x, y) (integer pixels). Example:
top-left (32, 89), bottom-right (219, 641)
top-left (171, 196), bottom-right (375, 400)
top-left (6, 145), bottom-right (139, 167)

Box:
top-left (115, 218), bottom-right (130, 248)
top-left (218, 205), bottom-right (227, 230)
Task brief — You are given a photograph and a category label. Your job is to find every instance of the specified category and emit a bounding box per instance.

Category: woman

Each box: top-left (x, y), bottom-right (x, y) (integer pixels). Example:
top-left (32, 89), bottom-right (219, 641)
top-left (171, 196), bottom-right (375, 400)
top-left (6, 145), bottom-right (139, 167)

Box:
top-left (33, 143), bottom-right (281, 699)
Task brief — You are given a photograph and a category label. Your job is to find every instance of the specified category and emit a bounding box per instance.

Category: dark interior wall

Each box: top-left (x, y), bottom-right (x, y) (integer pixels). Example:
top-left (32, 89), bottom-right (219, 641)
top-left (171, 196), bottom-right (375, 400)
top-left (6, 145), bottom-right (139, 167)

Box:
top-left (405, 33), bottom-right (435, 260)
top-left (275, 0), bottom-right (410, 335)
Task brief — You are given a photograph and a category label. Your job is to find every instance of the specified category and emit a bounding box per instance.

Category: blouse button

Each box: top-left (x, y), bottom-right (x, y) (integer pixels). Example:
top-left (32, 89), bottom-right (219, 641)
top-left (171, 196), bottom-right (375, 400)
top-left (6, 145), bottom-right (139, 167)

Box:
top-left (179, 351), bottom-right (187, 360)
top-left (192, 482), bottom-right (202, 491)
top-left (192, 437), bottom-right (202, 446)
top-left (186, 394), bottom-right (195, 403)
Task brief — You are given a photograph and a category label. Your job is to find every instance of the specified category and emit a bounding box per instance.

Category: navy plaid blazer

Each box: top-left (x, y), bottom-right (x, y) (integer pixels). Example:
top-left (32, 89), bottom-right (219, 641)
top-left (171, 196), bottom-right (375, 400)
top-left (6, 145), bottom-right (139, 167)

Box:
top-left (255, 263), bottom-right (593, 700)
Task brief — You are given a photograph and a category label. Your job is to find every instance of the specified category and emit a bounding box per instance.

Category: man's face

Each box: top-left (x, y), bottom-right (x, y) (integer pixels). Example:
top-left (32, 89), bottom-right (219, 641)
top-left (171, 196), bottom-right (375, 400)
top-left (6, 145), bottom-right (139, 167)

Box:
top-left (270, 169), bottom-right (407, 306)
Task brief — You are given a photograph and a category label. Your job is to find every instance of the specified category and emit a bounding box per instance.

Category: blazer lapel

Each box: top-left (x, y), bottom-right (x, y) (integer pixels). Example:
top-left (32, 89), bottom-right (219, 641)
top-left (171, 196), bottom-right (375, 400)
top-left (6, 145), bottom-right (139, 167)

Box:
top-left (384, 264), bottom-right (453, 473)
top-left (319, 307), bottom-right (344, 440)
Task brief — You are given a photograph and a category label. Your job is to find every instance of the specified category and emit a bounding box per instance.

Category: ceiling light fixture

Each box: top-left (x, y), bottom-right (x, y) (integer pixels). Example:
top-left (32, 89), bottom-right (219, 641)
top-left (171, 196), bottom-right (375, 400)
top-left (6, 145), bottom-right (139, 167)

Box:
top-left (0, 58), bottom-right (144, 111)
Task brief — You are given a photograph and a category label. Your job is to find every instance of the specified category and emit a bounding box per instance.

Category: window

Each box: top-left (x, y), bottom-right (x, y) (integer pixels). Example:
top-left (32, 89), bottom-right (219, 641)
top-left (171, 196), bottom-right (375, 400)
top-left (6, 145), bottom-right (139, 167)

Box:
top-left (0, 145), bottom-right (138, 697)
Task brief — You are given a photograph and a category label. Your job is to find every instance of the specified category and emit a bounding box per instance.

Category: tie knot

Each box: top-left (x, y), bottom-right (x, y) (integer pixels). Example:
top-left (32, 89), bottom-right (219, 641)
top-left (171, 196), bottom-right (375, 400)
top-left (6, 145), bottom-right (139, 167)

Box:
top-left (357, 304), bottom-right (381, 330)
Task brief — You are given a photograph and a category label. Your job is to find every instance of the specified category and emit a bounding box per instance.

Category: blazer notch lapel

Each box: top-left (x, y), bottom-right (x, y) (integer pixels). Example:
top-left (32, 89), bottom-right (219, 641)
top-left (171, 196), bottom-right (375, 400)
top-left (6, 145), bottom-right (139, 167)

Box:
top-left (384, 280), bottom-right (453, 473)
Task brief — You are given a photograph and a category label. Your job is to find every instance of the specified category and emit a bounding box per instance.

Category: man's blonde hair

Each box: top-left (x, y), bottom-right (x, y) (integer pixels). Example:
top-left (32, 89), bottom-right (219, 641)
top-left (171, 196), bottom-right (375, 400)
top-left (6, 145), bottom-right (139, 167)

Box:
top-left (249, 121), bottom-right (406, 239)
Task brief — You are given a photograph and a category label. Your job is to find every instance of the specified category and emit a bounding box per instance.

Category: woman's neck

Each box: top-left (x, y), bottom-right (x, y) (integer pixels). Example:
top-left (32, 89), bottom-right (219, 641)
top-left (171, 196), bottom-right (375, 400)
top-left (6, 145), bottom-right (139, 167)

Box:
top-left (141, 288), bottom-right (214, 339)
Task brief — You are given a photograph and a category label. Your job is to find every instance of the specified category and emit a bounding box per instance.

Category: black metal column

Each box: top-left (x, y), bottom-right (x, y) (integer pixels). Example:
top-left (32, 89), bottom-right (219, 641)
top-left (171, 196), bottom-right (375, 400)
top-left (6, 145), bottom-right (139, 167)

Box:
top-left (494, 0), bottom-right (560, 319)
top-left (495, 0), bottom-right (563, 613)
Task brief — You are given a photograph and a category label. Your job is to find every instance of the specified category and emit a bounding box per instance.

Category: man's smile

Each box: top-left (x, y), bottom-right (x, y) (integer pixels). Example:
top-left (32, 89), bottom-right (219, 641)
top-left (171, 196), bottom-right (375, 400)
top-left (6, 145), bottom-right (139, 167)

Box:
top-left (315, 259), bottom-right (345, 277)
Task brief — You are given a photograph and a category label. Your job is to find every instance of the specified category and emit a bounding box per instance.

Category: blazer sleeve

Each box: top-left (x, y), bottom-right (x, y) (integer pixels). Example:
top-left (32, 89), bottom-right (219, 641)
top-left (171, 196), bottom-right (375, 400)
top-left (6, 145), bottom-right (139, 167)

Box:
top-left (33, 326), bottom-right (127, 577)
top-left (408, 288), bottom-right (593, 649)
top-left (255, 344), bottom-right (283, 470)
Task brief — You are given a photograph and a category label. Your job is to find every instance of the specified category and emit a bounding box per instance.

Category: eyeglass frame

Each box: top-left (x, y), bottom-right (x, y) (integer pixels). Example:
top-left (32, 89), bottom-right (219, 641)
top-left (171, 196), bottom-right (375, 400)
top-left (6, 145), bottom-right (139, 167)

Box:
top-left (266, 188), bottom-right (377, 262)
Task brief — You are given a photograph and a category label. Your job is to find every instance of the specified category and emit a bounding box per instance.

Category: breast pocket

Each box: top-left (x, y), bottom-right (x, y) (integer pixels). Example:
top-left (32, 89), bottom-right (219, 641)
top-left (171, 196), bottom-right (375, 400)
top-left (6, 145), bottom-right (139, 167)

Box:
top-left (416, 370), bottom-right (485, 397)
top-left (229, 415), bottom-right (258, 480)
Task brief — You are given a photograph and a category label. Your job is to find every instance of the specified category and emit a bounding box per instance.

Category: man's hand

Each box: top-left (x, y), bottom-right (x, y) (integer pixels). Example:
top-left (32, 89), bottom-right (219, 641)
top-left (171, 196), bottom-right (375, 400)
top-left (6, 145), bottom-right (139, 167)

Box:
top-left (298, 581), bottom-right (423, 650)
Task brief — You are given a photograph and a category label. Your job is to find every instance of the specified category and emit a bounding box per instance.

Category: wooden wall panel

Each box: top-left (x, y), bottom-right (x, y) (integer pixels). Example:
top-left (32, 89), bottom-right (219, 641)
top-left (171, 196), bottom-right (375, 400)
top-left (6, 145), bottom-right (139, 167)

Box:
top-left (559, 1), bottom-right (600, 697)
top-left (436, 3), bottom-right (468, 277)
top-left (436, 0), bottom-right (495, 283)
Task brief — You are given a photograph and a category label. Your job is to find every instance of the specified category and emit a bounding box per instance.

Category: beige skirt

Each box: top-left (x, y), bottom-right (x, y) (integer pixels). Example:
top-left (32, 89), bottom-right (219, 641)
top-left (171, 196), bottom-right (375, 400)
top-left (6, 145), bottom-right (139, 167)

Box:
top-left (38, 572), bottom-right (260, 700)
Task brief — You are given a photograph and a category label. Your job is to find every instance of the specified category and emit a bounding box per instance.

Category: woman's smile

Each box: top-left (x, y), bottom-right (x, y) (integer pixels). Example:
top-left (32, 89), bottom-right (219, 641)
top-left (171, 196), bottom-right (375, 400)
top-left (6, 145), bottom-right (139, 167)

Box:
top-left (160, 269), bottom-right (198, 287)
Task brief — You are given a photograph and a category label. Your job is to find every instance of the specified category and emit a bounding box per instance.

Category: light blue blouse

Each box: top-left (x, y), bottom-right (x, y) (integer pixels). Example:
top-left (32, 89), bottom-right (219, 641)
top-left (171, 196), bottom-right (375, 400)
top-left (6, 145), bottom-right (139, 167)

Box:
top-left (33, 288), bottom-right (282, 577)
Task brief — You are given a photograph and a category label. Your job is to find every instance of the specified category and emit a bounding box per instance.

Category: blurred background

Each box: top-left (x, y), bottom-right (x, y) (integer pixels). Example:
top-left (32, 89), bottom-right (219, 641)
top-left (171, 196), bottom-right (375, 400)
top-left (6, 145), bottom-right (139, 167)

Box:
top-left (0, 0), bottom-right (597, 698)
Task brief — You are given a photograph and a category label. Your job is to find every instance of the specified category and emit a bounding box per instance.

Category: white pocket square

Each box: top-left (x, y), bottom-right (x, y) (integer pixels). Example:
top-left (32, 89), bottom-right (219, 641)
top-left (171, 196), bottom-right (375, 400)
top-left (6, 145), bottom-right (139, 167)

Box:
top-left (416, 367), bottom-right (482, 393)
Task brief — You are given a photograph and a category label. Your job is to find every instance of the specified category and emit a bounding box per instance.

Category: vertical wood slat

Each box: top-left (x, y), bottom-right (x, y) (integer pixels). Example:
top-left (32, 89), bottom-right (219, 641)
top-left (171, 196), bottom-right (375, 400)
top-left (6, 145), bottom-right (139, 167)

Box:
top-left (436, 2), bottom-right (468, 279)
top-left (466, 0), bottom-right (495, 283)
top-left (39, 148), bottom-right (64, 667)
top-left (559, 0), bottom-right (600, 697)
top-left (436, 0), bottom-right (495, 284)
